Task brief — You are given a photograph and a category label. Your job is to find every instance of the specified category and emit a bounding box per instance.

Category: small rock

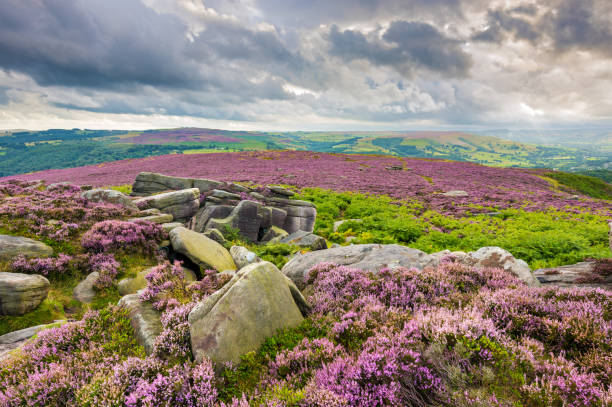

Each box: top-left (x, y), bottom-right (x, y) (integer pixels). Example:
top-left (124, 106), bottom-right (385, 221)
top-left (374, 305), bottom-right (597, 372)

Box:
top-left (73, 272), bottom-right (99, 303)
top-left (280, 231), bottom-right (327, 251)
top-left (130, 214), bottom-right (174, 224)
top-left (211, 189), bottom-right (241, 200)
top-left (133, 188), bottom-right (200, 222)
top-left (230, 246), bottom-right (262, 269)
top-left (170, 227), bottom-right (236, 272)
top-left (118, 294), bottom-right (162, 355)
top-left (465, 247), bottom-right (540, 287)
top-left (269, 186), bottom-right (295, 197)
top-left (442, 190), bottom-right (469, 197)
top-left (161, 222), bottom-right (183, 232)
top-left (0, 235), bottom-right (53, 261)
top-left (203, 228), bottom-right (227, 245)
top-left (0, 320), bottom-right (67, 344)
top-left (0, 272), bottom-right (50, 315)
top-left (261, 226), bottom-right (289, 242)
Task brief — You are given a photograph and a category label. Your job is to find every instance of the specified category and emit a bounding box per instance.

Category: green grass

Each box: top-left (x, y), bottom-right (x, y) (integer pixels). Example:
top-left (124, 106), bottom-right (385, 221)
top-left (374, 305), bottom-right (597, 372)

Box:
top-left (297, 188), bottom-right (611, 269)
top-left (543, 171), bottom-right (612, 200)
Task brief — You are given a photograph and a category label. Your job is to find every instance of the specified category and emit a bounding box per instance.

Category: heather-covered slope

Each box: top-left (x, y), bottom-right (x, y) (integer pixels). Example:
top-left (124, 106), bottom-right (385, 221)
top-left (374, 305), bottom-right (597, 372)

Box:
top-left (4, 151), bottom-right (610, 216)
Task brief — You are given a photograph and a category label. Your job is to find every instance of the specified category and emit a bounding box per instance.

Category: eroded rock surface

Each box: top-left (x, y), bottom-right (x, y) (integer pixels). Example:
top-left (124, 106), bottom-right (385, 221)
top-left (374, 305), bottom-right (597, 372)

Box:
top-left (169, 227), bottom-right (236, 272)
top-left (118, 294), bottom-right (162, 355)
top-left (0, 272), bottom-right (50, 315)
top-left (0, 235), bottom-right (53, 261)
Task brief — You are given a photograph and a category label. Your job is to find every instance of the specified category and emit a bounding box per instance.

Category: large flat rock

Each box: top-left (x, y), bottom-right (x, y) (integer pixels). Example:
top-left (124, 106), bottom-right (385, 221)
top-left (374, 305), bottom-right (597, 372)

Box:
top-left (282, 244), bottom-right (434, 289)
top-left (0, 272), bottom-right (50, 315)
top-left (0, 235), bottom-right (53, 261)
top-left (133, 188), bottom-right (200, 222)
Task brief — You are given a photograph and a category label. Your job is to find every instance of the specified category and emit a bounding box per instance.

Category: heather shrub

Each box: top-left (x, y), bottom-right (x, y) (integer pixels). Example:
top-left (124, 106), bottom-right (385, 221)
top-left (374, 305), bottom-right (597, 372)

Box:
top-left (10, 254), bottom-right (74, 277)
top-left (81, 219), bottom-right (167, 254)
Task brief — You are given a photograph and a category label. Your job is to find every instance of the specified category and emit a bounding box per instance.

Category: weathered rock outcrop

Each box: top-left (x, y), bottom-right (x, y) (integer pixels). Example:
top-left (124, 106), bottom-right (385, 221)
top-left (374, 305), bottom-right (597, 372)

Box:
top-left (134, 188), bottom-right (200, 222)
top-left (0, 272), bottom-right (50, 315)
top-left (282, 244), bottom-right (434, 289)
top-left (279, 231), bottom-right (327, 251)
top-left (130, 213), bottom-right (174, 224)
top-left (191, 205), bottom-right (234, 233)
top-left (169, 227), bottom-right (236, 272)
top-left (463, 246), bottom-right (540, 287)
top-left (208, 200), bottom-right (262, 242)
top-left (73, 272), bottom-right (99, 303)
top-left (189, 261), bottom-right (304, 365)
top-left (118, 294), bottom-right (162, 354)
top-left (0, 235), bottom-right (53, 261)
top-left (81, 188), bottom-right (137, 210)
top-left (132, 172), bottom-right (224, 196)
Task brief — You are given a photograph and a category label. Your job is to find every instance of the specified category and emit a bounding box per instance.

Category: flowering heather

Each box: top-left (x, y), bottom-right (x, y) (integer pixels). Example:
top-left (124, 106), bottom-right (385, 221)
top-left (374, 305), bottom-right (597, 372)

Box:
top-left (81, 219), bottom-right (167, 254)
top-left (1, 260), bottom-right (611, 406)
top-left (10, 254), bottom-right (73, 276)
top-left (88, 253), bottom-right (120, 289)
top-left (3, 151), bottom-right (609, 216)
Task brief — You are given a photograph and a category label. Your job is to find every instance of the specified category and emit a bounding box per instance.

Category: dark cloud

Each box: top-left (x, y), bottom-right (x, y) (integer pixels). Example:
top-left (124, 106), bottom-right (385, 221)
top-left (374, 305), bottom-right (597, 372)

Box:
top-left (472, 8), bottom-right (541, 44)
top-left (329, 21), bottom-right (471, 78)
top-left (544, 0), bottom-right (612, 55)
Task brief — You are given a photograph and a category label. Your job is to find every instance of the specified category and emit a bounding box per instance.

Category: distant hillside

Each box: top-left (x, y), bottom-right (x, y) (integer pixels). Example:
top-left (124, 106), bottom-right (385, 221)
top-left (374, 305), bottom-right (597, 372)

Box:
top-left (0, 128), bottom-right (609, 177)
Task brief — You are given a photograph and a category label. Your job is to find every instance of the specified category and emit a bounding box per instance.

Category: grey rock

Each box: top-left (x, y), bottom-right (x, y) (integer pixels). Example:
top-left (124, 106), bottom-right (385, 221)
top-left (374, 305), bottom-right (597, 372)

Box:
top-left (441, 190), bottom-right (469, 197)
top-left (203, 228), bottom-right (227, 245)
top-left (257, 206), bottom-right (273, 229)
top-left (130, 214), bottom-right (174, 224)
top-left (191, 205), bottom-right (234, 233)
top-left (81, 189), bottom-right (138, 210)
top-left (189, 261), bottom-right (303, 365)
top-left (161, 222), bottom-right (183, 232)
top-left (139, 208), bottom-right (162, 216)
top-left (270, 207), bottom-right (288, 228)
top-left (132, 172), bottom-right (194, 195)
top-left (170, 227), bottom-right (236, 272)
top-left (282, 244), bottom-right (434, 289)
top-left (133, 188), bottom-right (200, 222)
top-left (249, 192), bottom-right (266, 201)
top-left (284, 275), bottom-right (311, 316)
top-left (280, 231), bottom-right (327, 251)
top-left (283, 215), bottom-right (315, 234)
top-left (193, 178), bottom-right (225, 193)
top-left (333, 219), bottom-right (363, 232)
top-left (0, 272), bottom-right (50, 315)
top-left (285, 206), bottom-right (316, 218)
top-left (261, 226), bottom-right (289, 243)
top-left (73, 272), bottom-right (99, 303)
top-left (534, 261), bottom-right (612, 290)
top-left (229, 183), bottom-right (251, 193)
top-left (464, 247), bottom-right (540, 287)
top-left (0, 320), bottom-right (67, 344)
top-left (0, 235), bottom-right (53, 261)
top-left (118, 294), bottom-right (162, 355)
top-left (230, 246), bottom-right (261, 270)
top-left (208, 200), bottom-right (261, 242)
top-left (211, 189), bottom-right (241, 200)
top-left (268, 197), bottom-right (315, 207)
top-left (269, 186), bottom-right (295, 197)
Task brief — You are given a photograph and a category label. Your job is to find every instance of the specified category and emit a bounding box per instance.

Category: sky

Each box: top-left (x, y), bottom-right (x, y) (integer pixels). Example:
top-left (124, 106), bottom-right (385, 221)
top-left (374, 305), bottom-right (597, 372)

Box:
top-left (0, 0), bottom-right (611, 132)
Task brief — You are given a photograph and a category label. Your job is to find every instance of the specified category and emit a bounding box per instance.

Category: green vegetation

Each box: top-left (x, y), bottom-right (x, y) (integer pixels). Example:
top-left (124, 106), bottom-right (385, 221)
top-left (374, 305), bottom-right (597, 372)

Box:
top-left (298, 188), bottom-right (611, 269)
top-left (1, 128), bottom-right (609, 177)
top-left (544, 171), bottom-right (612, 200)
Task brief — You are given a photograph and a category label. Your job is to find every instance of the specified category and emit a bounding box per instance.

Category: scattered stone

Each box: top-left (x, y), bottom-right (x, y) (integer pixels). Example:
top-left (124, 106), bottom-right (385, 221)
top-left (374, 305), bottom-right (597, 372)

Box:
top-left (282, 244), bottom-right (434, 290)
top-left (269, 186), bottom-right (295, 197)
top-left (0, 234), bottom-right (53, 261)
top-left (133, 188), bottom-right (200, 222)
top-left (280, 231), bottom-right (327, 251)
top-left (130, 214), bottom-right (174, 224)
top-left (139, 208), bottom-right (162, 216)
top-left (118, 294), bottom-right (162, 355)
top-left (230, 246), bottom-right (261, 270)
top-left (333, 219), bottom-right (363, 232)
top-left (203, 228), bottom-right (227, 245)
top-left (169, 227), bottom-right (236, 272)
top-left (442, 190), bottom-right (469, 197)
top-left (464, 247), bottom-right (540, 287)
top-left (161, 222), bottom-right (183, 232)
top-left (261, 226), bottom-right (289, 242)
top-left (534, 261), bottom-right (612, 290)
top-left (73, 272), bottom-right (99, 303)
top-left (81, 188), bottom-right (138, 210)
top-left (189, 261), bottom-right (303, 365)
top-left (385, 166), bottom-right (403, 170)
top-left (0, 272), bottom-right (50, 315)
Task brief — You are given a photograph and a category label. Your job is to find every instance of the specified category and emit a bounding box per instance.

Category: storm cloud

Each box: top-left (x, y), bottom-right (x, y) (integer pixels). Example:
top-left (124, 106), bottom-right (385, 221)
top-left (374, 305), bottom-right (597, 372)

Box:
top-left (0, 0), bottom-right (610, 130)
